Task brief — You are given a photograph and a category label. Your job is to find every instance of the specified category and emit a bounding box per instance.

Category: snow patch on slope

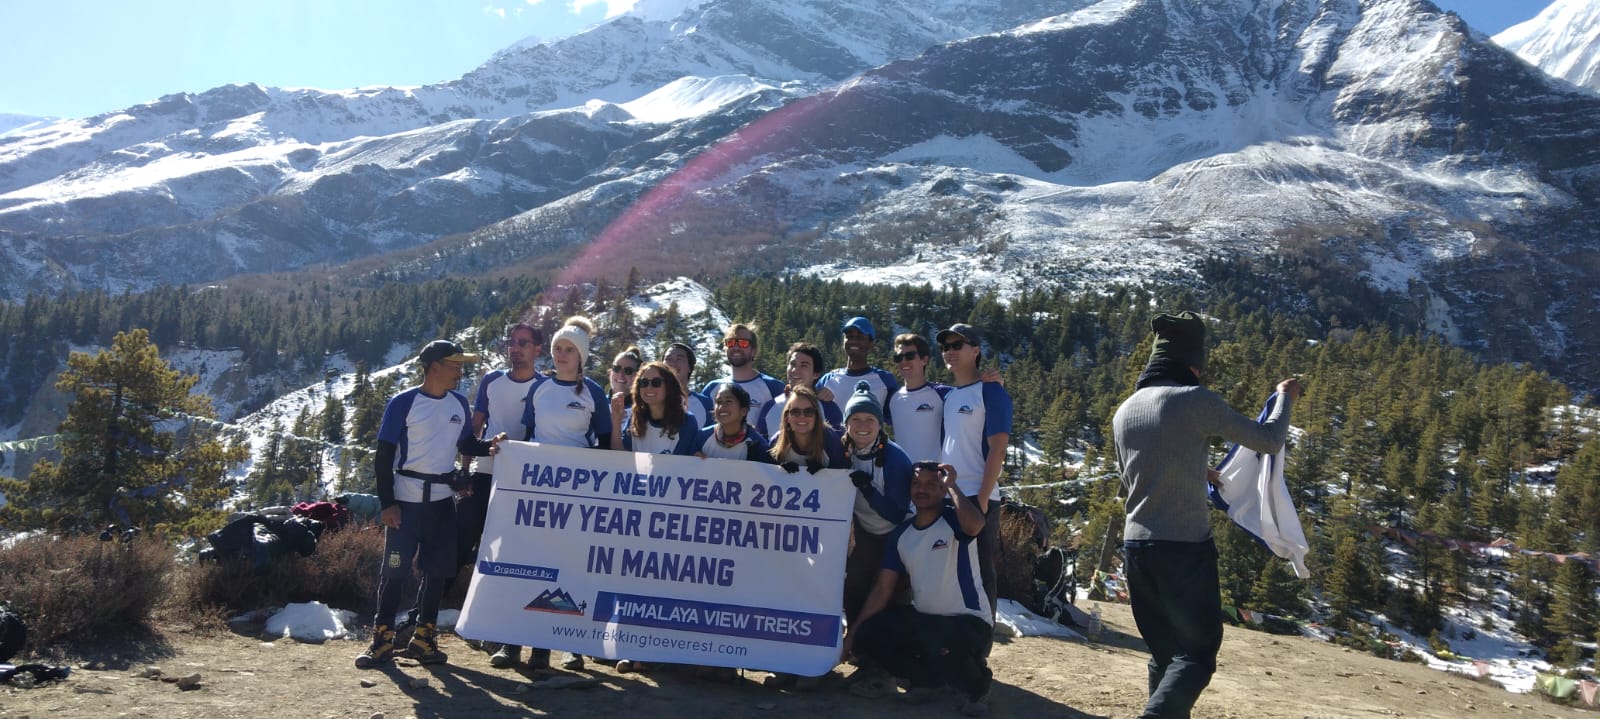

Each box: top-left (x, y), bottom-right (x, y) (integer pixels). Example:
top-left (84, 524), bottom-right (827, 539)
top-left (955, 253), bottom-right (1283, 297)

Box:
top-left (619, 75), bottom-right (775, 124)
top-left (1496, 0), bottom-right (1600, 92)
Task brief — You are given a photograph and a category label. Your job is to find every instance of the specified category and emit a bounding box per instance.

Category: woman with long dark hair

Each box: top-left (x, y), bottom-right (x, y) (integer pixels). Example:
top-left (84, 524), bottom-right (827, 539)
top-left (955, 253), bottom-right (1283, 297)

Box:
top-left (611, 361), bottom-right (697, 455)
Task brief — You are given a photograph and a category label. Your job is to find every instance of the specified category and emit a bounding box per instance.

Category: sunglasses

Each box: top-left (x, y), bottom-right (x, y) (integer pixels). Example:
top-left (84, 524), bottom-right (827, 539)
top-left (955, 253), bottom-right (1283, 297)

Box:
top-left (637, 377), bottom-right (666, 388)
top-left (612, 364), bottom-right (638, 375)
top-left (787, 407), bottom-right (818, 418)
top-left (507, 338), bottom-right (538, 347)
top-left (891, 351), bottom-right (925, 363)
top-left (912, 461), bottom-right (942, 473)
top-left (940, 340), bottom-right (969, 352)
top-left (724, 337), bottom-right (753, 349)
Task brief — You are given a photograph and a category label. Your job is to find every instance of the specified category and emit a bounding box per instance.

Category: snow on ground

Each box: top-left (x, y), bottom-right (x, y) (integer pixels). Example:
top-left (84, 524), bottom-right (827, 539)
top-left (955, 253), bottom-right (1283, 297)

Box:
top-left (255, 601), bottom-right (462, 643)
top-left (263, 602), bottom-right (357, 642)
top-left (228, 341), bottom-right (414, 494)
top-left (1377, 603), bottom-right (1559, 696)
top-left (621, 277), bottom-right (731, 373)
top-left (995, 599), bottom-right (1085, 640)
top-left (619, 75), bottom-right (776, 125)
top-left (163, 347), bottom-right (248, 419)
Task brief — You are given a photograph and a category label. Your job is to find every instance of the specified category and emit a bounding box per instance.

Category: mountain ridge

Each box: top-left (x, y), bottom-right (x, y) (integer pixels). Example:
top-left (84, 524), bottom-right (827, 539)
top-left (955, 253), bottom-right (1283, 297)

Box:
top-left (1, 0), bottom-right (1598, 384)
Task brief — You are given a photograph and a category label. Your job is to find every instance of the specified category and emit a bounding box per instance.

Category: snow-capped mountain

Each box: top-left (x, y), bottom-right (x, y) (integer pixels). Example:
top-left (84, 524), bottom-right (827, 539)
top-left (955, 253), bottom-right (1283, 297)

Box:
top-left (2, 0), bottom-right (1600, 383)
top-left (1495, 0), bottom-right (1600, 92)
top-left (0, 0), bottom-right (1090, 299)
top-left (0, 115), bottom-right (52, 136)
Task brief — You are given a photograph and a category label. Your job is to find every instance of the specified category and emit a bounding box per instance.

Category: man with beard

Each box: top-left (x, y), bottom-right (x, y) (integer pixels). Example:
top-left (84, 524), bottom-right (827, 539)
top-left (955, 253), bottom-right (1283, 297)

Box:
top-left (701, 323), bottom-right (786, 410)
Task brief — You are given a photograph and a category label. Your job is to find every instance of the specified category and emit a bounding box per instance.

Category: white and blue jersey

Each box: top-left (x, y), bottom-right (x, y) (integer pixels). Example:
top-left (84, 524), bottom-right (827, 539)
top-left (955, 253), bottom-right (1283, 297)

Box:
top-left (378, 387), bottom-right (474, 503)
top-left (621, 413), bottom-right (700, 456)
top-left (775, 427), bottom-right (851, 469)
top-left (521, 375), bottom-right (612, 448)
top-left (850, 441), bottom-right (914, 535)
top-left (686, 391), bottom-right (713, 430)
top-left (883, 506), bottom-right (991, 623)
top-left (940, 381), bottom-right (1013, 501)
top-left (818, 367), bottom-right (900, 419)
top-left (693, 424), bottom-right (774, 462)
top-left (755, 392), bottom-right (844, 439)
top-left (886, 382), bottom-right (950, 464)
top-left (703, 373), bottom-right (787, 411)
top-left (472, 369), bottom-right (536, 474)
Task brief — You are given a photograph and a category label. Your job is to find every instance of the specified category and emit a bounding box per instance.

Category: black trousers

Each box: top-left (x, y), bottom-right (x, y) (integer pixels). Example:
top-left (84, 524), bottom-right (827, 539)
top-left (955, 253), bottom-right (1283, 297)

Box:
top-left (853, 605), bottom-right (993, 701)
top-left (966, 495), bottom-right (1001, 619)
top-left (373, 499), bottom-right (457, 627)
top-left (455, 471), bottom-right (496, 567)
top-left (1124, 538), bottom-right (1223, 719)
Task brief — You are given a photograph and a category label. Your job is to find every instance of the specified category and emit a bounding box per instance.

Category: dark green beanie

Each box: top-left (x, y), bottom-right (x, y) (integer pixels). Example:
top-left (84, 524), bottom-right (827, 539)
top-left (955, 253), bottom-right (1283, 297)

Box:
top-left (1148, 311), bottom-right (1207, 371)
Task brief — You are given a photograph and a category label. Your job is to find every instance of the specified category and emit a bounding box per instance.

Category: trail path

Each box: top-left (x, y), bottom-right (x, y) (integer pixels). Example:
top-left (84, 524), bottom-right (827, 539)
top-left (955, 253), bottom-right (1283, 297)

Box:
top-left (1, 603), bottom-right (1569, 718)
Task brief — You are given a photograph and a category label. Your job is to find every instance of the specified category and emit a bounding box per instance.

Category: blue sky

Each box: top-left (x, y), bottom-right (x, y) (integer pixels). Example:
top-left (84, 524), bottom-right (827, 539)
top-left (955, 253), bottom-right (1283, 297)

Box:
top-left (0, 0), bottom-right (1553, 120)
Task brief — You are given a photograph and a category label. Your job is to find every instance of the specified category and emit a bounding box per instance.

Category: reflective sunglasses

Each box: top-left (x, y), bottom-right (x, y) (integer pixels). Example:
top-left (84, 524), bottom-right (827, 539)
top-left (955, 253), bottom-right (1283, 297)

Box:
top-left (891, 351), bottom-right (925, 363)
top-left (612, 364), bottom-right (638, 375)
top-left (637, 377), bottom-right (666, 388)
top-left (724, 337), bottom-right (753, 349)
top-left (940, 340), bottom-right (969, 352)
top-left (912, 461), bottom-right (942, 473)
top-left (787, 407), bottom-right (818, 418)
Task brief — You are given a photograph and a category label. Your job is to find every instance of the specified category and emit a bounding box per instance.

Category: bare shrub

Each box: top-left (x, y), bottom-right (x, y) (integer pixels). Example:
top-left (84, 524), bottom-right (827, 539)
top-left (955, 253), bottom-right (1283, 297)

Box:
top-left (0, 534), bottom-right (174, 655)
top-left (171, 524), bottom-right (395, 619)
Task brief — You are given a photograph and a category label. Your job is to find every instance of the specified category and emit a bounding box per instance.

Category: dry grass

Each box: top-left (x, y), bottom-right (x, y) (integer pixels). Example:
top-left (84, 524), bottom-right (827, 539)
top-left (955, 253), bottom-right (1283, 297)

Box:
top-left (0, 534), bottom-right (174, 655)
top-left (171, 523), bottom-right (392, 618)
top-left (0, 521), bottom-right (408, 657)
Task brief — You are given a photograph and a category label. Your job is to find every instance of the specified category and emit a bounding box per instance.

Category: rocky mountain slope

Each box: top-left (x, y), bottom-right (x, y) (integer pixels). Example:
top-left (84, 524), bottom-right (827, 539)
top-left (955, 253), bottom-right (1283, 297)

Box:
top-left (2, 0), bottom-right (1599, 382)
top-left (0, 0), bottom-right (1086, 296)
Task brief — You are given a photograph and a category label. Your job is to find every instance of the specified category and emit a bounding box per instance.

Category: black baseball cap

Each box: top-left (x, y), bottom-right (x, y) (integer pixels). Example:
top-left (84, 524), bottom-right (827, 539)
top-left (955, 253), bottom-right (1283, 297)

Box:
top-left (935, 323), bottom-right (983, 346)
top-left (418, 340), bottom-right (481, 365)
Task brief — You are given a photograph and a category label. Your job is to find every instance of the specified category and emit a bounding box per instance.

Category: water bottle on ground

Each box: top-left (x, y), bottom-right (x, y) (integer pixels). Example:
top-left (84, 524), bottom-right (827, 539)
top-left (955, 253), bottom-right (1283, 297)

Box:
top-left (1087, 603), bottom-right (1103, 642)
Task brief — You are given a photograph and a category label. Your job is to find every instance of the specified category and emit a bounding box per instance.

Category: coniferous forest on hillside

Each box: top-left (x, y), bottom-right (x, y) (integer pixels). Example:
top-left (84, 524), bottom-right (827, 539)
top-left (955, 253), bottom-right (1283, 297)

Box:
top-left (2, 255), bottom-right (1598, 666)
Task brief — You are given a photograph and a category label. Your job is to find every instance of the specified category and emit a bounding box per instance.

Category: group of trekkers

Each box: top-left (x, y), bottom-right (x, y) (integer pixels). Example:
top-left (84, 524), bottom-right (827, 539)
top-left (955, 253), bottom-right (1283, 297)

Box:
top-left (357, 307), bottom-right (1300, 719)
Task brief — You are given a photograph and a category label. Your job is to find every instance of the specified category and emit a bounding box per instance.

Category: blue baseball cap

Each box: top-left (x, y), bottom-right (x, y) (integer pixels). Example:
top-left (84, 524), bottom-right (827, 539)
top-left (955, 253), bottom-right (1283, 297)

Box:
top-left (841, 316), bottom-right (875, 339)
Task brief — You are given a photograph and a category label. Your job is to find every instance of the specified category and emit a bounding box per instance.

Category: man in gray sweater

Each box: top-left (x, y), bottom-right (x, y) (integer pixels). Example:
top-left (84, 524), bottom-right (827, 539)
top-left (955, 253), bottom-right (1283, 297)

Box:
top-left (1112, 311), bottom-right (1302, 719)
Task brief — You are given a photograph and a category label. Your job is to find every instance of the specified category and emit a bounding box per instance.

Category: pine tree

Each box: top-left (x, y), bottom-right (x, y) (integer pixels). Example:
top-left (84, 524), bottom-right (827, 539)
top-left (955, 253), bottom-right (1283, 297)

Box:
top-left (1247, 555), bottom-right (1305, 618)
top-left (1325, 531), bottom-right (1364, 630)
top-left (1545, 559), bottom-right (1598, 648)
top-left (321, 393), bottom-right (347, 445)
top-left (0, 329), bottom-right (244, 532)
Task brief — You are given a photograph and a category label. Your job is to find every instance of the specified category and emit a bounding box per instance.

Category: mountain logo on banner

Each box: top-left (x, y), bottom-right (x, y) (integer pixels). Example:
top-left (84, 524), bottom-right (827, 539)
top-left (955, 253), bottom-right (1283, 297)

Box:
top-left (525, 587), bottom-right (586, 616)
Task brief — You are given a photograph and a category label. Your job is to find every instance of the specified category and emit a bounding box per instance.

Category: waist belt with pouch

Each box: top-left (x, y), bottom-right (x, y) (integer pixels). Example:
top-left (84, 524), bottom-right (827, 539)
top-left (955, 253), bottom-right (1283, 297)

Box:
top-left (396, 468), bottom-right (472, 502)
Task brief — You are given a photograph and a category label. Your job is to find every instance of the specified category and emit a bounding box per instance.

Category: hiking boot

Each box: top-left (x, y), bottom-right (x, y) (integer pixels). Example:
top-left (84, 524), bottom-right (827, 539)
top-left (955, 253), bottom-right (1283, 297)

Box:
top-left (960, 691), bottom-right (991, 717)
top-left (406, 622), bottom-right (448, 665)
top-left (559, 652), bottom-right (585, 670)
top-left (355, 625), bottom-right (397, 669)
top-left (489, 644), bottom-right (522, 668)
top-left (393, 610), bottom-right (418, 648)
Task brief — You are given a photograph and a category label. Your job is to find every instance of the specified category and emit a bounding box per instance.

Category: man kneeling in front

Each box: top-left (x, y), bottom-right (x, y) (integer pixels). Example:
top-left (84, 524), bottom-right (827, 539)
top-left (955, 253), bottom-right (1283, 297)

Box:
top-left (842, 461), bottom-right (992, 717)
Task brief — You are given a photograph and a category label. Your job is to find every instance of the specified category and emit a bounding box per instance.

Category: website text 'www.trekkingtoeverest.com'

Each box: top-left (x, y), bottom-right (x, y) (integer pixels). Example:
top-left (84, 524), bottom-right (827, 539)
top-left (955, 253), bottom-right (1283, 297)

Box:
top-left (550, 625), bottom-right (750, 657)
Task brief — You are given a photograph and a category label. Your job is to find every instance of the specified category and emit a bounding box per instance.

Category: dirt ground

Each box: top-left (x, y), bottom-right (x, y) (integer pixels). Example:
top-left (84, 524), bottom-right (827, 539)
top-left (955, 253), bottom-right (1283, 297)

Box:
top-left (0, 602), bottom-right (1576, 719)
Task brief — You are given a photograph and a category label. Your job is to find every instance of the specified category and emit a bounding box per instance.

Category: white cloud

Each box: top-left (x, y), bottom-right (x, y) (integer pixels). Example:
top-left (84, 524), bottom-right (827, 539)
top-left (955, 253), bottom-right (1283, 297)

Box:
top-left (484, 1), bottom-right (541, 18)
top-left (569, 0), bottom-right (634, 17)
top-left (569, 0), bottom-right (705, 20)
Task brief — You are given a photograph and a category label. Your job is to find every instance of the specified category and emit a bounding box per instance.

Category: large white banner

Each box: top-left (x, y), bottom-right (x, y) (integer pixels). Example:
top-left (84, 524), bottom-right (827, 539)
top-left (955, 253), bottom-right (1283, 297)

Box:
top-left (456, 441), bottom-right (854, 675)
